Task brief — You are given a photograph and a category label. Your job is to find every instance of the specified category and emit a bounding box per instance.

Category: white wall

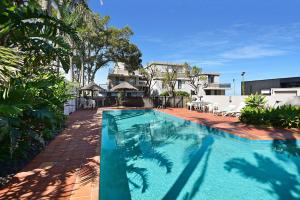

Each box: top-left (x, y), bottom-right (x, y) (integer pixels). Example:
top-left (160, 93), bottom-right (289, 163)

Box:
top-left (202, 96), bottom-right (248, 110)
top-left (201, 95), bottom-right (300, 110)
top-left (151, 80), bottom-right (194, 95)
top-left (64, 99), bottom-right (76, 115)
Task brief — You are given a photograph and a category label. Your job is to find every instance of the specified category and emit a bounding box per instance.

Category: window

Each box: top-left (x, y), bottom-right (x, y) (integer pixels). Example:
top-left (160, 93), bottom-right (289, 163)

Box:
top-left (208, 76), bottom-right (214, 83)
top-left (178, 80), bottom-right (182, 89)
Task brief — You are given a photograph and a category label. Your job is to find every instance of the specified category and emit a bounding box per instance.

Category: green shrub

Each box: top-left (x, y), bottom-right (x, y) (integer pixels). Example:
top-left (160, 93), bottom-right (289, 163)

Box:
top-left (160, 91), bottom-right (169, 96)
top-left (0, 72), bottom-right (72, 160)
top-left (160, 91), bottom-right (190, 97)
top-left (245, 93), bottom-right (267, 109)
top-left (266, 105), bottom-right (300, 128)
top-left (240, 107), bottom-right (266, 125)
top-left (175, 91), bottom-right (190, 97)
top-left (240, 104), bottom-right (300, 129)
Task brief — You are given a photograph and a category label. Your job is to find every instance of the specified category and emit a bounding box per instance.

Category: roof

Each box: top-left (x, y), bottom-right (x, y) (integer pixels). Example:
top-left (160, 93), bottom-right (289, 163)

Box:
top-left (202, 72), bottom-right (220, 76)
top-left (146, 62), bottom-right (220, 76)
top-left (80, 82), bottom-right (105, 91)
top-left (147, 62), bottom-right (187, 68)
top-left (245, 76), bottom-right (300, 83)
top-left (110, 81), bottom-right (138, 91)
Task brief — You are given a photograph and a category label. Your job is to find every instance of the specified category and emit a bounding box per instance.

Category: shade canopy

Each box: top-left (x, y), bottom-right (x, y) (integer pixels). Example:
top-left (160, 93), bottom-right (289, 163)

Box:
top-left (81, 82), bottom-right (105, 91)
top-left (111, 81), bottom-right (138, 91)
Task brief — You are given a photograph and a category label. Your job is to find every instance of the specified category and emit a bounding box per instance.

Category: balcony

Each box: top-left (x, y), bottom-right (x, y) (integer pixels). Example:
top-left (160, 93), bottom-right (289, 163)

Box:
top-left (155, 72), bottom-right (187, 79)
top-left (205, 83), bottom-right (231, 90)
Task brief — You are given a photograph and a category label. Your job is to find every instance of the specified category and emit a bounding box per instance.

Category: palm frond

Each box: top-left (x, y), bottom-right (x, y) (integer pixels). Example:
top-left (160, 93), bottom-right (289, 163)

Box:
top-left (0, 46), bottom-right (22, 88)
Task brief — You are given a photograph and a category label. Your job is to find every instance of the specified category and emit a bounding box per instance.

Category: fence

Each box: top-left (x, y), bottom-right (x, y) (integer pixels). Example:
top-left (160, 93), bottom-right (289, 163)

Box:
top-left (76, 96), bottom-right (188, 109)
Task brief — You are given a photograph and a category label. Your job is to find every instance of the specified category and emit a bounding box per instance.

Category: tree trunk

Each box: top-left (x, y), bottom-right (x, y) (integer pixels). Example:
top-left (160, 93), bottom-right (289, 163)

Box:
top-left (80, 57), bottom-right (84, 86)
top-left (91, 70), bottom-right (97, 83)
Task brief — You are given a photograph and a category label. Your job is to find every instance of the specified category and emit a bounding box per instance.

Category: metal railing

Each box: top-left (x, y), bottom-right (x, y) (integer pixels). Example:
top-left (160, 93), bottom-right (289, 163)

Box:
top-left (206, 83), bottom-right (231, 89)
top-left (77, 96), bottom-right (188, 108)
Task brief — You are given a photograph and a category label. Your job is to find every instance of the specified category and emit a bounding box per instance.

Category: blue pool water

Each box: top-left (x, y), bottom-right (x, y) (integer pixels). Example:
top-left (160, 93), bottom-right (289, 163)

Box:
top-left (100, 110), bottom-right (300, 200)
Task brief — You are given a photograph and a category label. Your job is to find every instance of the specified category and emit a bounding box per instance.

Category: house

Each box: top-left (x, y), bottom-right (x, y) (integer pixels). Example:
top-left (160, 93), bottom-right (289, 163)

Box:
top-left (147, 62), bottom-right (231, 96)
top-left (243, 77), bottom-right (300, 97)
top-left (107, 62), bottom-right (231, 97)
top-left (107, 62), bottom-right (146, 96)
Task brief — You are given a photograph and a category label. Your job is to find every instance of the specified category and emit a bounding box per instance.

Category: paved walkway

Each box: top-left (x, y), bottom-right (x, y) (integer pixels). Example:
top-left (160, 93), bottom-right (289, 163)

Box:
top-left (0, 109), bottom-right (102, 200)
top-left (160, 108), bottom-right (300, 140)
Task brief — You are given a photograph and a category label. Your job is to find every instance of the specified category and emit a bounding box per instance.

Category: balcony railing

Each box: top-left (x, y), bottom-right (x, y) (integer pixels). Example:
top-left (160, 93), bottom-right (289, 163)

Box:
top-left (155, 72), bottom-right (187, 78)
top-left (206, 83), bottom-right (231, 89)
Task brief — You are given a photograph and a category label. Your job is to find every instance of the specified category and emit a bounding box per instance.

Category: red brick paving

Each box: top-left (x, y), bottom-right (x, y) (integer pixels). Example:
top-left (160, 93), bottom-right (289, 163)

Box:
top-left (159, 108), bottom-right (300, 140)
top-left (1, 107), bottom-right (299, 200)
top-left (0, 109), bottom-right (102, 200)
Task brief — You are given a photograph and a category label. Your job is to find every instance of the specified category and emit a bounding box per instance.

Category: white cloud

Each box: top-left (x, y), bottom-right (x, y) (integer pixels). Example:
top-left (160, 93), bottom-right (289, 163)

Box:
top-left (220, 45), bottom-right (287, 59)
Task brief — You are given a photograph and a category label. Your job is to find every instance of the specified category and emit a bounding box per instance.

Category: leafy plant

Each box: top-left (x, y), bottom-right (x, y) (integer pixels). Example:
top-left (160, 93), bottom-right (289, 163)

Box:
top-left (160, 91), bottom-right (190, 97)
top-left (244, 94), bottom-right (267, 109)
top-left (239, 106), bottom-right (266, 125)
top-left (175, 91), bottom-right (190, 97)
top-left (240, 104), bottom-right (300, 129)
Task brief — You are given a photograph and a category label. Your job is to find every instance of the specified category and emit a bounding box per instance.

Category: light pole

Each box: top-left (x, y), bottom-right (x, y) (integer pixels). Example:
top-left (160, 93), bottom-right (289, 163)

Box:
top-left (241, 72), bottom-right (246, 95)
top-left (233, 78), bottom-right (236, 96)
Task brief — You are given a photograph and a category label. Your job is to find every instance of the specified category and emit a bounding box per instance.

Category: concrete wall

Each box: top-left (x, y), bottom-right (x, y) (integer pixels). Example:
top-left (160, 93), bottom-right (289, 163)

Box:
top-left (201, 95), bottom-right (300, 110)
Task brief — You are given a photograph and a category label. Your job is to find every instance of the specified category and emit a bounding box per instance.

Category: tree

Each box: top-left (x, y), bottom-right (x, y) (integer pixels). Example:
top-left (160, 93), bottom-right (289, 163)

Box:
top-left (185, 64), bottom-right (207, 96)
top-left (139, 65), bottom-right (158, 96)
top-left (64, 5), bottom-right (142, 86)
top-left (162, 65), bottom-right (178, 97)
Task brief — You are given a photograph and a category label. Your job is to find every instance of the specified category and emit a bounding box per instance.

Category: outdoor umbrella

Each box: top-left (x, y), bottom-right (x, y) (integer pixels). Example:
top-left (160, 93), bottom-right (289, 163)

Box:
top-left (80, 82), bottom-right (104, 97)
top-left (110, 81), bottom-right (138, 92)
top-left (111, 82), bottom-right (138, 106)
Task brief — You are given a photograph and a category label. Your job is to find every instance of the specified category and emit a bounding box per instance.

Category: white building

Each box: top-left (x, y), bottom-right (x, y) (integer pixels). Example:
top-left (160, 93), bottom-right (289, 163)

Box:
top-left (147, 62), bottom-right (231, 96)
top-left (107, 62), bottom-right (146, 97)
top-left (106, 62), bottom-right (231, 97)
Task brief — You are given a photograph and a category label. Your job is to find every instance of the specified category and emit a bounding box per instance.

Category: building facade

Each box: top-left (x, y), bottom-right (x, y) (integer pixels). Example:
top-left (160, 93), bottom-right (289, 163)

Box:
top-left (107, 62), bottom-right (231, 97)
top-left (243, 77), bottom-right (300, 97)
top-left (107, 62), bottom-right (146, 96)
top-left (148, 62), bottom-right (231, 96)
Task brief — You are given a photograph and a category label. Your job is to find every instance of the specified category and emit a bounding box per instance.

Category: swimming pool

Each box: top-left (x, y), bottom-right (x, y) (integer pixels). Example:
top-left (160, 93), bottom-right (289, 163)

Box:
top-left (100, 109), bottom-right (300, 200)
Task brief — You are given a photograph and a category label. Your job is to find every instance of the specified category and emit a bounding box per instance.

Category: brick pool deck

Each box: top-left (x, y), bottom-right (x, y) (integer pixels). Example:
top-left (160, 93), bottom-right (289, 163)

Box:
top-left (159, 108), bottom-right (300, 140)
top-left (0, 109), bottom-right (102, 200)
top-left (0, 107), bottom-right (299, 200)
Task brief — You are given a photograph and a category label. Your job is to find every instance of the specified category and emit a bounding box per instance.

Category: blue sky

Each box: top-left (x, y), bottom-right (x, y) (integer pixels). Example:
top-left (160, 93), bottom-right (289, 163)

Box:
top-left (89, 0), bottom-right (300, 95)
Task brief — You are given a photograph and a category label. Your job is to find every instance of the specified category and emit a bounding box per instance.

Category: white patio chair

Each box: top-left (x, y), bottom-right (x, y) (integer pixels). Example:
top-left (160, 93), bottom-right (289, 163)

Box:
top-left (84, 99), bottom-right (96, 109)
top-left (214, 105), bottom-right (236, 116)
top-left (79, 98), bottom-right (87, 109)
top-left (206, 103), bottom-right (218, 113)
top-left (224, 102), bottom-right (246, 117)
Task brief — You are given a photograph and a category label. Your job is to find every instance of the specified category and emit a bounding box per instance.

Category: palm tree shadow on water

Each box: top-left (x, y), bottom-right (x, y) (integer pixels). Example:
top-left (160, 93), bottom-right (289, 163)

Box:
top-left (102, 110), bottom-right (214, 199)
top-left (224, 137), bottom-right (300, 200)
top-left (162, 137), bottom-right (214, 200)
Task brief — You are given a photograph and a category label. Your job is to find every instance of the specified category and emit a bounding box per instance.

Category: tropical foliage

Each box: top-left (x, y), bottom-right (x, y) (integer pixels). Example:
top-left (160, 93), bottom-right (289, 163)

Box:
top-left (240, 95), bottom-right (300, 128)
top-left (0, 0), bottom-right (142, 184)
top-left (244, 93), bottom-right (267, 109)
